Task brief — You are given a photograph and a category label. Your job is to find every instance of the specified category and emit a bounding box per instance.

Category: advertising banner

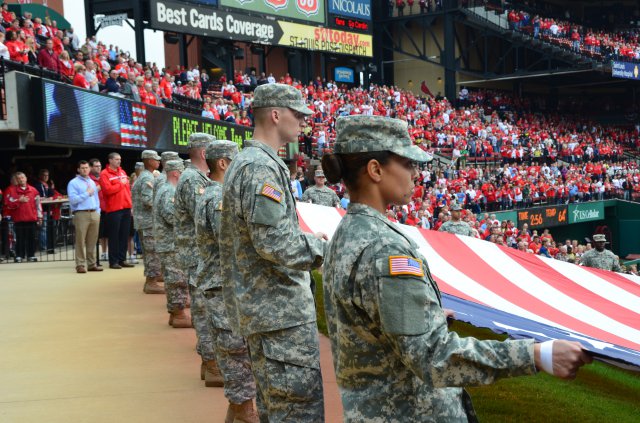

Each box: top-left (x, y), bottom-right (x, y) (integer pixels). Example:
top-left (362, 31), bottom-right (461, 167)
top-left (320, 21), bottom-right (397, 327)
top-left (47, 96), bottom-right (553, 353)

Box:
top-left (42, 80), bottom-right (252, 152)
top-left (334, 66), bottom-right (354, 83)
top-left (328, 0), bottom-right (371, 21)
top-left (278, 20), bottom-right (372, 56)
top-left (612, 61), bottom-right (640, 80)
top-left (220, 0), bottom-right (325, 24)
top-left (517, 205), bottom-right (568, 229)
top-left (150, 0), bottom-right (372, 57)
top-left (569, 202), bottom-right (605, 224)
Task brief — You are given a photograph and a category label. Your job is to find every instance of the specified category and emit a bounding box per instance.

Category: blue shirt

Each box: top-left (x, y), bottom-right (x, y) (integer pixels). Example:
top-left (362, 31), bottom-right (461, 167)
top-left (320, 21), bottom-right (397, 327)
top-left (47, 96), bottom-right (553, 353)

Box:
top-left (67, 175), bottom-right (100, 213)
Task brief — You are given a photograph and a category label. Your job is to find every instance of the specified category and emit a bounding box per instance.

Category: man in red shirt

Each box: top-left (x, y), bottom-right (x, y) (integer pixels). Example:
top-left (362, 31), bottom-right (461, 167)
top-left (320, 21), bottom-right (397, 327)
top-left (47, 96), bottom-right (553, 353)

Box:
top-left (37, 38), bottom-right (60, 72)
top-left (3, 172), bottom-right (42, 262)
top-left (99, 152), bottom-right (134, 269)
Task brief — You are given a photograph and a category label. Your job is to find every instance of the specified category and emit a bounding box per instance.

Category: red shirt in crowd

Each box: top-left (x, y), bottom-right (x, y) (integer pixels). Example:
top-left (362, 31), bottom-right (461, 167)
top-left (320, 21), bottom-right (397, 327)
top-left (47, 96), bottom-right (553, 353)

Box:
top-left (73, 72), bottom-right (90, 89)
top-left (89, 173), bottom-right (106, 212)
top-left (3, 184), bottom-right (40, 222)
top-left (99, 166), bottom-right (132, 213)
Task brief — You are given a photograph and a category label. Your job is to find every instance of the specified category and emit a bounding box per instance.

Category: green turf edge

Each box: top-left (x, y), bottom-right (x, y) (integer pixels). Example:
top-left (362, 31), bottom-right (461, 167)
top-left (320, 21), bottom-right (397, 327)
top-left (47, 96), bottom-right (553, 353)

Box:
top-left (313, 271), bottom-right (640, 422)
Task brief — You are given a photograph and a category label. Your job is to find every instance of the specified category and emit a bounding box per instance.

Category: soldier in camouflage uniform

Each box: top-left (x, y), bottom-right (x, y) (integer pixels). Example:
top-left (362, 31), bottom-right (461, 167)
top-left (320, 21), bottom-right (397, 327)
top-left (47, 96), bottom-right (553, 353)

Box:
top-left (219, 83), bottom-right (327, 422)
top-left (152, 151), bottom-right (180, 284)
top-left (438, 203), bottom-right (474, 237)
top-left (174, 133), bottom-right (221, 386)
top-left (301, 169), bottom-right (341, 207)
top-left (322, 115), bottom-right (592, 422)
top-left (154, 151), bottom-right (180, 202)
top-left (195, 140), bottom-right (258, 422)
top-left (131, 150), bottom-right (163, 294)
top-left (580, 234), bottom-right (622, 272)
top-left (153, 160), bottom-right (191, 328)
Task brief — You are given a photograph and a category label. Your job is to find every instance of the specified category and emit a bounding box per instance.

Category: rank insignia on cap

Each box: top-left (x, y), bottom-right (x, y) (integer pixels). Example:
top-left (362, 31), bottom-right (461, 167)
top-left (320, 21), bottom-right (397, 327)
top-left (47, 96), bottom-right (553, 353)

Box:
top-left (389, 255), bottom-right (424, 277)
top-left (260, 183), bottom-right (283, 203)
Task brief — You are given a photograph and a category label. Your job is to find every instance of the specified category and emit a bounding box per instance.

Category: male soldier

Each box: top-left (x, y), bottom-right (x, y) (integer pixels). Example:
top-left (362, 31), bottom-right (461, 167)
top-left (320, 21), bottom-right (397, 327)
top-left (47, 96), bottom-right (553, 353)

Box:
top-left (580, 234), bottom-right (622, 272)
top-left (153, 151), bottom-right (180, 283)
top-left (154, 151), bottom-right (181, 201)
top-left (301, 169), bottom-right (341, 207)
top-left (195, 141), bottom-right (258, 421)
top-left (153, 160), bottom-right (191, 328)
top-left (131, 150), bottom-right (163, 294)
top-left (438, 203), bottom-right (474, 237)
top-left (174, 133), bottom-right (221, 386)
top-left (219, 83), bottom-right (327, 421)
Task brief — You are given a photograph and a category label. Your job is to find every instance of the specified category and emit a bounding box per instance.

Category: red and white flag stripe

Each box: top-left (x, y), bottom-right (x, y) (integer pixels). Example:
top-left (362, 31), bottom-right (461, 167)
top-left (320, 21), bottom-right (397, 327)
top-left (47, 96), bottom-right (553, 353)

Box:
top-left (296, 203), bottom-right (640, 360)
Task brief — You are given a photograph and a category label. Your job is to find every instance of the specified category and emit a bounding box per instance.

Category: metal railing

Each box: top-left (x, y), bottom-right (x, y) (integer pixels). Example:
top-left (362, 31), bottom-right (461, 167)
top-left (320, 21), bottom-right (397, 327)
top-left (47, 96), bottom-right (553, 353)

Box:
top-left (1, 209), bottom-right (76, 264)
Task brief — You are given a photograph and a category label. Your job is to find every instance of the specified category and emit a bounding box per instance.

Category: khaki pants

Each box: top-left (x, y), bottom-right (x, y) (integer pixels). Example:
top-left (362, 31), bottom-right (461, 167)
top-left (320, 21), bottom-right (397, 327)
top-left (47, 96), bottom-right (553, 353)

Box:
top-left (74, 210), bottom-right (100, 268)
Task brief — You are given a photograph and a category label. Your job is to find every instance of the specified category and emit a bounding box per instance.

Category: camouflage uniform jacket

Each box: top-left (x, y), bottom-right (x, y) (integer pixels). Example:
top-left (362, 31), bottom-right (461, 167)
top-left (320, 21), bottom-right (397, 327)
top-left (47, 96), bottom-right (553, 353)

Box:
top-left (580, 248), bottom-right (621, 272)
top-left (132, 169), bottom-right (155, 230)
top-left (324, 203), bottom-right (536, 422)
top-left (194, 181), bottom-right (223, 291)
top-left (301, 185), bottom-right (340, 207)
top-left (219, 140), bottom-right (325, 335)
top-left (174, 164), bottom-right (212, 271)
top-left (438, 220), bottom-right (474, 237)
top-left (153, 183), bottom-right (177, 253)
top-left (153, 172), bottom-right (167, 201)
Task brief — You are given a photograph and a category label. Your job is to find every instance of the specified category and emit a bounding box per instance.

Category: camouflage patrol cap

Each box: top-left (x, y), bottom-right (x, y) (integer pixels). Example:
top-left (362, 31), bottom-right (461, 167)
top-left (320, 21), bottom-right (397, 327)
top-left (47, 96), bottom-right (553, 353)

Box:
top-left (160, 151), bottom-right (180, 162)
top-left (315, 169), bottom-right (325, 178)
top-left (188, 132), bottom-right (215, 149)
top-left (164, 159), bottom-right (184, 173)
top-left (593, 234), bottom-right (608, 242)
top-left (141, 149), bottom-right (161, 160)
top-left (450, 203), bottom-right (463, 211)
top-left (205, 140), bottom-right (239, 160)
top-left (134, 162), bottom-right (144, 169)
top-left (334, 115), bottom-right (431, 162)
top-left (252, 83), bottom-right (313, 115)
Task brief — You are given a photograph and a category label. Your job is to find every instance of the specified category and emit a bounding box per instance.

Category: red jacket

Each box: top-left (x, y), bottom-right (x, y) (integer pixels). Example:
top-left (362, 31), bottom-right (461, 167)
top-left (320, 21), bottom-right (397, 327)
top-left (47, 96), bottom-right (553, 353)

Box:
top-left (37, 48), bottom-right (60, 72)
top-left (90, 173), bottom-right (106, 212)
top-left (3, 184), bottom-right (40, 222)
top-left (99, 167), bottom-right (132, 213)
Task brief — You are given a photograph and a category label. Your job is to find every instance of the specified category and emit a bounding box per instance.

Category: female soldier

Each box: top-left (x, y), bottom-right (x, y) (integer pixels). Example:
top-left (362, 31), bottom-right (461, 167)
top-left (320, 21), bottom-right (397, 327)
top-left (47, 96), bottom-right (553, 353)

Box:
top-left (322, 115), bottom-right (591, 422)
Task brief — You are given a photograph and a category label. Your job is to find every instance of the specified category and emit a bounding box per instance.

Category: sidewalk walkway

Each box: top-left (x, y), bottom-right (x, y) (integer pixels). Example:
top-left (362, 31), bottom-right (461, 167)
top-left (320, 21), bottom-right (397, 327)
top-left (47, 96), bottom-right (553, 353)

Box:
top-left (0, 262), bottom-right (343, 422)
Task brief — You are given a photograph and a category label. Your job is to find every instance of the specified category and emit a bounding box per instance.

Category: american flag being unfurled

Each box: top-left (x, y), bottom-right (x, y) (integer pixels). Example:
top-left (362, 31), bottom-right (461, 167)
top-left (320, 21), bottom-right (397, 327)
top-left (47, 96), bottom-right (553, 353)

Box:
top-left (120, 101), bottom-right (147, 147)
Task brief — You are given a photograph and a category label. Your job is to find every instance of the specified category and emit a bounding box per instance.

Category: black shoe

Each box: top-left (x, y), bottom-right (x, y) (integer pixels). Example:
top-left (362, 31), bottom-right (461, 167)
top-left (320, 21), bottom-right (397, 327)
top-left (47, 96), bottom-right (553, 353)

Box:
top-left (109, 263), bottom-right (122, 269)
top-left (119, 261), bottom-right (135, 268)
top-left (28, 257), bottom-right (38, 262)
top-left (47, 249), bottom-right (55, 254)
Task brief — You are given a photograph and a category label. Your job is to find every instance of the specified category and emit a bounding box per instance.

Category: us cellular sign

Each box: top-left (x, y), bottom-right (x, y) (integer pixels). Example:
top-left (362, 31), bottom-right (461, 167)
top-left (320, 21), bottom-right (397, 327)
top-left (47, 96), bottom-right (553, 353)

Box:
top-left (329, 0), bottom-right (371, 21)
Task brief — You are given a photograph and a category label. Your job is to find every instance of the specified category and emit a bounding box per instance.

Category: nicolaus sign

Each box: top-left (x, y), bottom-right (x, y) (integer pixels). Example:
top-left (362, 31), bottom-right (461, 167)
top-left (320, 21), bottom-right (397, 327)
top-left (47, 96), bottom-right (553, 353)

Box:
top-left (329, 0), bottom-right (371, 21)
top-left (151, 0), bottom-right (372, 57)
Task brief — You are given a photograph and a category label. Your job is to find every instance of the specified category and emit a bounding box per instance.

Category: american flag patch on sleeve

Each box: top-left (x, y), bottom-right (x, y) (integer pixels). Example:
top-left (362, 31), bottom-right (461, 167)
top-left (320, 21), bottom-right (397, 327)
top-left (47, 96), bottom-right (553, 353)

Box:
top-left (260, 183), bottom-right (283, 203)
top-left (389, 255), bottom-right (424, 277)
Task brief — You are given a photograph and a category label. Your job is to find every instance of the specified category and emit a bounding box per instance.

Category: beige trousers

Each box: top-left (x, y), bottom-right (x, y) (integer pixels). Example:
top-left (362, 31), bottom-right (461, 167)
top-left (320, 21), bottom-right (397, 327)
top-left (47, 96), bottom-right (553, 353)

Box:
top-left (74, 210), bottom-right (100, 268)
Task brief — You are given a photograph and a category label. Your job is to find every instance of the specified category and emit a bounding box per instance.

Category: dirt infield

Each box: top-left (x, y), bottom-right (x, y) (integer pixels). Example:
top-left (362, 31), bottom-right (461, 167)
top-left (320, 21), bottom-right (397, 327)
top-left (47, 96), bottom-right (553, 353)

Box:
top-left (0, 262), bottom-right (342, 422)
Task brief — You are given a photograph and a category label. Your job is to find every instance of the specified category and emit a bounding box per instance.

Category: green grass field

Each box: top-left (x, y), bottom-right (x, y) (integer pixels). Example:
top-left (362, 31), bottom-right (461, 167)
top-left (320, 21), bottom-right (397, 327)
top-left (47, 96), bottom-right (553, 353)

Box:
top-left (312, 271), bottom-right (640, 422)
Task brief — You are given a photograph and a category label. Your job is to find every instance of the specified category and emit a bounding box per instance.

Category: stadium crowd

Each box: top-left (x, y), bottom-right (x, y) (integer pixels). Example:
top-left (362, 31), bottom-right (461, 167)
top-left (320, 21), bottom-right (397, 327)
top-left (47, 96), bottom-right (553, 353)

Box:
top-left (505, 7), bottom-right (640, 62)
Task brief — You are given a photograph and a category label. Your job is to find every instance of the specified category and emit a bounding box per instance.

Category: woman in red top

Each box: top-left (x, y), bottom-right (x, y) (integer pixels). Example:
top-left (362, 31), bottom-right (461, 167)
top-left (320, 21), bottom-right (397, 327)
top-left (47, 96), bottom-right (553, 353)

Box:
top-left (58, 51), bottom-right (75, 79)
top-left (72, 63), bottom-right (90, 89)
